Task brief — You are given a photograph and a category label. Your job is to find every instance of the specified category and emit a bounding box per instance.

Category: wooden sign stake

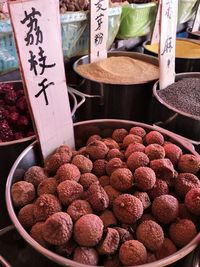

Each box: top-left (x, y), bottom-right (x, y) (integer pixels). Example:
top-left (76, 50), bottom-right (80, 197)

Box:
top-left (192, 0), bottom-right (200, 33)
top-left (159, 0), bottom-right (178, 90)
top-left (151, 0), bottom-right (161, 45)
top-left (8, 0), bottom-right (75, 159)
top-left (89, 0), bottom-right (109, 63)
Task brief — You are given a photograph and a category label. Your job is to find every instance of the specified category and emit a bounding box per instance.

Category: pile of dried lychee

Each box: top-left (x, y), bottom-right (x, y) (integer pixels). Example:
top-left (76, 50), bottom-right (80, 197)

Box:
top-left (11, 126), bottom-right (200, 266)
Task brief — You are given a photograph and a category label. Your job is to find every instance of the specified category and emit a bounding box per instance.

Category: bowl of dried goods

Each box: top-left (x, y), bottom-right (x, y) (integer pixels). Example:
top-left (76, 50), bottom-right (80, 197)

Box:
top-left (6, 119), bottom-right (200, 267)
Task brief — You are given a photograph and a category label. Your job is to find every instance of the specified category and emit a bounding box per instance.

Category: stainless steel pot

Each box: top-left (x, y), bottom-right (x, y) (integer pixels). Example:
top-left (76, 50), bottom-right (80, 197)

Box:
top-left (6, 119), bottom-right (200, 267)
top-left (0, 81), bottom-right (84, 179)
top-left (149, 72), bottom-right (200, 149)
top-left (73, 52), bottom-right (159, 123)
top-left (143, 39), bottom-right (200, 73)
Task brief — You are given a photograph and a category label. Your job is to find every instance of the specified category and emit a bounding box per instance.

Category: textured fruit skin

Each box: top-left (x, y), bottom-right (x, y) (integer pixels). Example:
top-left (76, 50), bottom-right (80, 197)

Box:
top-left (136, 220), bottom-right (164, 251)
top-left (57, 180), bottom-right (83, 206)
top-left (18, 204), bottom-right (35, 228)
top-left (178, 154), bottom-right (200, 174)
top-left (73, 247), bottom-right (98, 265)
top-left (93, 159), bottom-right (107, 177)
top-left (74, 214), bottom-right (103, 247)
top-left (104, 185), bottom-right (121, 206)
top-left (86, 140), bottom-right (109, 160)
top-left (107, 148), bottom-right (124, 161)
top-left (97, 228), bottom-right (120, 255)
top-left (30, 222), bottom-right (49, 247)
top-left (45, 152), bottom-right (72, 175)
top-left (148, 179), bottom-right (169, 200)
top-left (37, 178), bottom-right (58, 196)
top-left (34, 194), bottom-right (62, 222)
top-left (164, 143), bottom-right (182, 166)
top-left (152, 195), bottom-right (179, 224)
top-left (169, 219), bottom-right (197, 247)
top-left (88, 182), bottom-right (109, 211)
top-left (129, 126), bottom-right (146, 138)
top-left (67, 200), bottom-right (92, 221)
top-left (185, 188), bottom-right (200, 215)
top-left (11, 181), bottom-right (35, 207)
top-left (155, 238), bottom-right (177, 260)
top-left (123, 134), bottom-right (143, 147)
top-left (72, 155), bottom-right (93, 174)
top-left (134, 167), bottom-right (156, 191)
top-left (79, 173), bottom-right (98, 190)
top-left (106, 158), bottom-right (123, 176)
top-left (175, 173), bottom-right (200, 198)
top-left (125, 143), bottom-right (145, 158)
top-left (119, 240), bottom-right (147, 266)
top-left (145, 131), bottom-right (164, 145)
top-left (134, 192), bottom-right (151, 210)
top-left (113, 194), bottom-right (143, 224)
top-left (127, 152), bottom-right (149, 172)
top-left (112, 128), bottom-right (128, 142)
top-left (114, 227), bottom-right (133, 243)
top-left (110, 168), bottom-right (133, 192)
top-left (100, 210), bottom-right (117, 228)
top-left (24, 166), bottom-right (47, 187)
top-left (145, 144), bottom-right (165, 160)
top-left (42, 212), bottom-right (73, 246)
top-left (56, 163), bottom-right (81, 183)
top-left (150, 158), bottom-right (175, 184)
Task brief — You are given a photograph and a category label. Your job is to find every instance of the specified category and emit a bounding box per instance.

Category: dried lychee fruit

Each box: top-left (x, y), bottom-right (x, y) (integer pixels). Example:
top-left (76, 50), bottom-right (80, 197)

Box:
top-left (100, 210), bottom-right (117, 227)
top-left (148, 179), bottom-right (169, 200)
top-left (123, 134), bottom-right (143, 147)
top-left (79, 173), bottom-right (98, 190)
top-left (139, 213), bottom-right (156, 223)
top-left (150, 158), bottom-right (175, 184)
top-left (30, 222), bottom-right (49, 247)
top-left (74, 214), bottom-right (103, 246)
top-left (178, 203), bottom-right (197, 222)
top-left (73, 247), bottom-right (99, 265)
top-left (119, 240), bottom-right (147, 266)
top-left (136, 220), bottom-right (164, 251)
top-left (92, 159), bottom-right (107, 177)
top-left (164, 143), bottom-right (182, 166)
top-left (112, 128), bottom-right (128, 143)
top-left (57, 180), bottom-right (83, 206)
top-left (37, 178), bottom-right (58, 196)
top-left (11, 181), bottom-right (35, 207)
top-left (86, 134), bottom-right (101, 145)
top-left (127, 152), bottom-right (149, 172)
top-left (104, 254), bottom-right (121, 267)
top-left (155, 238), bottom-right (177, 260)
top-left (129, 126), bottom-right (146, 138)
top-left (145, 144), bottom-right (165, 160)
top-left (104, 185), bottom-right (121, 206)
top-left (145, 131), bottom-right (164, 145)
top-left (110, 168), bottom-right (133, 192)
top-left (18, 203), bottom-right (35, 228)
top-left (67, 200), bottom-right (92, 221)
top-left (169, 219), bottom-right (197, 247)
top-left (185, 188), bottom-right (200, 215)
top-left (24, 166), bottom-right (47, 187)
top-left (42, 212), bottom-right (73, 245)
top-left (178, 154), bottom-right (200, 174)
top-left (175, 173), bottom-right (200, 198)
top-left (106, 158), bottom-right (124, 176)
top-left (99, 175), bottom-right (110, 187)
top-left (114, 227), bottom-right (133, 243)
top-left (152, 195), bottom-right (179, 224)
top-left (97, 228), bottom-right (120, 255)
top-left (72, 155), bottom-right (93, 174)
top-left (134, 167), bottom-right (156, 191)
top-left (146, 252), bottom-right (156, 263)
top-left (134, 191), bottom-right (151, 210)
top-left (56, 145), bottom-right (73, 157)
top-left (56, 163), bottom-right (81, 183)
top-left (86, 140), bottom-right (109, 160)
top-left (103, 138), bottom-right (119, 149)
top-left (107, 149), bottom-right (124, 161)
top-left (55, 239), bottom-right (77, 257)
top-left (125, 143), bottom-right (145, 159)
top-left (113, 194), bottom-right (143, 224)
top-left (34, 194), bottom-right (61, 221)
top-left (45, 152), bottom-right (71, 175)
top-left (88, 182), bottom-right (109, 211)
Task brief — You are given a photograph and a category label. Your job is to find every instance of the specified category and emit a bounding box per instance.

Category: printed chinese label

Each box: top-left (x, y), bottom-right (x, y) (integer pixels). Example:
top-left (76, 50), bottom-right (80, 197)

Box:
top-left (192, 1), bottom-right (200, 32)
top-left (90, 0), bottom-right (108, 63)
top-left (8, 0), bottom-right (74, 159)
top-left (159, 0), bottom-right (178, 89)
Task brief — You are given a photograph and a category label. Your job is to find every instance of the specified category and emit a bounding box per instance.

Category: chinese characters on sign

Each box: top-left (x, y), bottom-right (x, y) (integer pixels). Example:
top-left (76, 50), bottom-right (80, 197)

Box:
top-left (159, 0), bottom-right (178, 89)
top-left (21, 8), bottom-right (56, 105)
top-left (90, 0), bottom-right (108, 62)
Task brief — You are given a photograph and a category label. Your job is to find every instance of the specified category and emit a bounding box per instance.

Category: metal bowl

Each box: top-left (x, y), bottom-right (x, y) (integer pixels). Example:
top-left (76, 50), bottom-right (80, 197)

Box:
top-left (143, 39), bottom-right (200, 73)
top-left (6, 119), bottom-right (200, 267)
top-left (73, 51), bottom-right (159, 123)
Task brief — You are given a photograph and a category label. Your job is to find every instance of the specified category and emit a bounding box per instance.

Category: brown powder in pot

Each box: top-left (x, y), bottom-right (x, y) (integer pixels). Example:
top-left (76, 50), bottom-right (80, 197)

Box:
top-left (76, 57), bottom-right (159, 85)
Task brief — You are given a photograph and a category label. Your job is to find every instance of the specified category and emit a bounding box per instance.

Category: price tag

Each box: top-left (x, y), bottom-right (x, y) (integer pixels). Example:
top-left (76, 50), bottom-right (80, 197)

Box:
top-left (151, 1), bottom-right (161, 45)
top-left (90, 0), bottom-right (109, 63)
top-left (159, 0), bottom-right (178, 90)
top-left (8, 0), bottom-right (75, 159)
top-left (192, 1), bottom-right (200, 32)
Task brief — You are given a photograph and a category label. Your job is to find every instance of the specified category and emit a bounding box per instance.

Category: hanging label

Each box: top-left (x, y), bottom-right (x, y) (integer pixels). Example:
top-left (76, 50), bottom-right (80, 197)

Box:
top-left (90, 0), bottom-right (108, 63)
top-left (192, 1), bottom-right (200, 32)
top-left (151, 1), bottom-right (161, 45)
top-left (8, 0), bottom-right (75, 159)
top-left (159, 0), bottom-right (178, 89)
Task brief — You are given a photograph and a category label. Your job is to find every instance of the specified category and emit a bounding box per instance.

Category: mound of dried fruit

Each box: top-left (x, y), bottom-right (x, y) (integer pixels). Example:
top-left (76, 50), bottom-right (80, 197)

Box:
top-left (11, 125), bottom-right (200, 266)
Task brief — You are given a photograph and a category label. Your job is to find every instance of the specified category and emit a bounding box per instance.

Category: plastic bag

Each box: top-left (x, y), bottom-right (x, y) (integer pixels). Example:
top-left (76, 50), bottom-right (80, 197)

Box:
top-left (117, 3), bottom-right (157, 39)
